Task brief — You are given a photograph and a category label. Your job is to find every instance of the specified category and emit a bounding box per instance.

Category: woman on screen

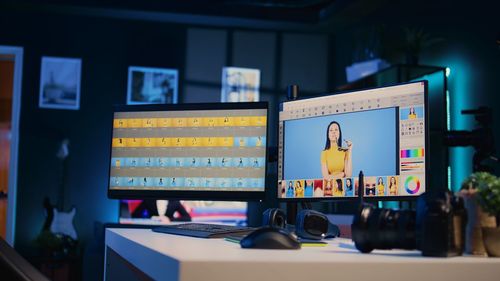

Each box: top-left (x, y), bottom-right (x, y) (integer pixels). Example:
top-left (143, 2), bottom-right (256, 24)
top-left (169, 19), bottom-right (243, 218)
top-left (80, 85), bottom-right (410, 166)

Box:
top-left (295, 181), bottom-right (304, 197)
top-left (286, 181), bottom-right (295, 198)
top-left (321, 121), bottom-right (353, 179)
top-left (280, 181), bottom-right (286, 198)
top-left (333, 179), bottom-right (344, 196)
top-left (345, 178), bottom-right (353, 196)
top-left (304, 180), bottom-right (314, 197)
top-left (408, 107), bottom-right (417, 119)
top-left (324, 180), bottom-right (333, 196)
top-left (314, 181), bottom-right (324, 197)
top-left (377, 177), bottom-right (385, 196)
top-left (389, 176), bottom-right (398, 195)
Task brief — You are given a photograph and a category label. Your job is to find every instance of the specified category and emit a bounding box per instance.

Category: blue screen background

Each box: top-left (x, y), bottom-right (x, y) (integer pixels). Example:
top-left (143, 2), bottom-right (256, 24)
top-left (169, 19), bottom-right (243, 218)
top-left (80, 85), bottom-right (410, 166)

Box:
top-left (284, 107), bottom-right (398, 180)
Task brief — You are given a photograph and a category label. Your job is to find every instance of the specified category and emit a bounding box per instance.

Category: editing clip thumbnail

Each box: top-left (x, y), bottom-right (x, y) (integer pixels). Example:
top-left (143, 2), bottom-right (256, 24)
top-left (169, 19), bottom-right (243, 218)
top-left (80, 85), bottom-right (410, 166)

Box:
top-left (387, 176), bottom-right (399, 196)
top-left (286, 181), bottom-right (295, 198)
top-left (304, 180), bottom-right (314, 197)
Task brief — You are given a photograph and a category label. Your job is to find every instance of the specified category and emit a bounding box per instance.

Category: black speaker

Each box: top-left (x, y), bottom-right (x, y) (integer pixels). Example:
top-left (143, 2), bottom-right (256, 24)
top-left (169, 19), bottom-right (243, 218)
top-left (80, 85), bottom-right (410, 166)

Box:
top-left (262, 208), bottom-right (287, 229)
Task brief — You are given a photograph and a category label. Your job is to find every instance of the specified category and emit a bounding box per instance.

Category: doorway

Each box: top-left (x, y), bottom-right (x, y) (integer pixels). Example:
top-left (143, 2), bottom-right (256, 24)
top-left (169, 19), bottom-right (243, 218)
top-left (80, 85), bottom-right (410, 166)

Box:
top-left (0, 46), bottom-right (23, 246)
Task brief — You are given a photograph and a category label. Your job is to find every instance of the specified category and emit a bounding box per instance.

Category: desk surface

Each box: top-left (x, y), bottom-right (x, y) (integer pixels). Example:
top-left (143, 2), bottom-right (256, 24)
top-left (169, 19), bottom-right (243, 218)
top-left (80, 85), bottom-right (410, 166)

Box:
top-left (105, 228), bottom-right (500, 281)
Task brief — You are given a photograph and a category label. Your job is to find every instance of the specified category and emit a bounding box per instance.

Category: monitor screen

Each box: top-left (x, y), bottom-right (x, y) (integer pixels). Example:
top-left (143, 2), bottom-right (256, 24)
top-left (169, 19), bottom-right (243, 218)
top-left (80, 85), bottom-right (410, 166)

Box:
top-left (278, 82), bottom-right (428, 200)
top-left (108, 102), bottom-right (268, 201)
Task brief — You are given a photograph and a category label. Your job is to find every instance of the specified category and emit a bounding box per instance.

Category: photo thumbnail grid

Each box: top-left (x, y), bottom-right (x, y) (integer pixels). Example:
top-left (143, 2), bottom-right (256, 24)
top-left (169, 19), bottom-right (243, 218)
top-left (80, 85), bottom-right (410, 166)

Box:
top-left (113, 115), bottom-right (266, 128)
top-left (278, 175), bottom-right (416, 199)
top-left (109, 110), bottom-right (267, 191)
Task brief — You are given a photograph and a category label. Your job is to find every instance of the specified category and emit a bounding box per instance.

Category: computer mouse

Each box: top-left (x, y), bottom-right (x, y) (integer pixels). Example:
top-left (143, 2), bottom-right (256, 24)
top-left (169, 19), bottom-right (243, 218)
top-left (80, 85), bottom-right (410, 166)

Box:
top-left (240, 227), bottom-right (301, 249)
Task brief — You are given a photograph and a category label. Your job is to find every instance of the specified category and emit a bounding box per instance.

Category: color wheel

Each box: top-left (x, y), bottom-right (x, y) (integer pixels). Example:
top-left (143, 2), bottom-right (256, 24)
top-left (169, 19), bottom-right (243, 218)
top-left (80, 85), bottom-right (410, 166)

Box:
top-left (404, 176), bottom-right (420, 194)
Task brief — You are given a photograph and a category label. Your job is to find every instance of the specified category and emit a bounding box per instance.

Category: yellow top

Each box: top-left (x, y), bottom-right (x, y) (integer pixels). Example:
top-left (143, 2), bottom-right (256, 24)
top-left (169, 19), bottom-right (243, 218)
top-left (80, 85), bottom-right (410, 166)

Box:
top-left (409, 113), bottom-right (417, 119)
top-left (333, 189), bottom-right (343, 197)
top-left (321, 145), bottom-right (346, 175)
top-left (389, 184), bottom-right (397, 195)
top-left (377, 184), bottom-right (385, 195)
top-left (295, 187), bottom-right (304, 197)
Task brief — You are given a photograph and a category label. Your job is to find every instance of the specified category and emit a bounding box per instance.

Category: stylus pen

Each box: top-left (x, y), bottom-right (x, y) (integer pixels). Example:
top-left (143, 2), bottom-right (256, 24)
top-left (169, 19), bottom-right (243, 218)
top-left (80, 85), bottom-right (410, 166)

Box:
top-left (358, 170), bottom-right (364, 206)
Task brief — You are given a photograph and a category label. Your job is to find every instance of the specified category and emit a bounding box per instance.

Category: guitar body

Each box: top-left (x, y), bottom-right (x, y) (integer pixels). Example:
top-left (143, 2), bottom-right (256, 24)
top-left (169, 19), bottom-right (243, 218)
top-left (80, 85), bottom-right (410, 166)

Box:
top-left (40, 139), bottom-right (78, 241)
top-left (51, 207), bottom-right (77, 240)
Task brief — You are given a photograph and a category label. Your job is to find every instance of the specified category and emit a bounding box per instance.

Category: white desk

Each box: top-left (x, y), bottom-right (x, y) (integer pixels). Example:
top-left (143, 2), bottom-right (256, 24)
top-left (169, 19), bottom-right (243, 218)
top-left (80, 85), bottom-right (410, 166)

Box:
top-left (105, 228), bottom-right (500, 281)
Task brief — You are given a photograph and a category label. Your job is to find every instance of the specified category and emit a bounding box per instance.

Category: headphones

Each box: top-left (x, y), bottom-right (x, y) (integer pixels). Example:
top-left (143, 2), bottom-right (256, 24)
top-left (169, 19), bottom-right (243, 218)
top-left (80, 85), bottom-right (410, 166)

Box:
top-left (262, 208), bottom-right (340, 240)
top-left (262, 208), bottom-right (287, 229)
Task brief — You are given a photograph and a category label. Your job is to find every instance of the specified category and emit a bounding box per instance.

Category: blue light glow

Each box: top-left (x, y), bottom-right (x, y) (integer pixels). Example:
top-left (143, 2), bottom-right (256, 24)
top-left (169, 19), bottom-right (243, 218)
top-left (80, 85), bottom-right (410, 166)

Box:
top-left (448, 166), bottom-right (452, 190)
top-left (446, 90), bottom-right (451, 130)
top-left (428, 54), bottom-right (473, 192)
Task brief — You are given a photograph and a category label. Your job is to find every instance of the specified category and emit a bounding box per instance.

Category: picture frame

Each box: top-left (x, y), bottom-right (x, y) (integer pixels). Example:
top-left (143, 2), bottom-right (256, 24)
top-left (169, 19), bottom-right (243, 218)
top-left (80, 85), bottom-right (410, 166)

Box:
top-left (127, 66), bottom-right (178, 105)
top-left (39, 56), bottom-right (82, 110)
top-left (221, 67), bottom-right (260, 102)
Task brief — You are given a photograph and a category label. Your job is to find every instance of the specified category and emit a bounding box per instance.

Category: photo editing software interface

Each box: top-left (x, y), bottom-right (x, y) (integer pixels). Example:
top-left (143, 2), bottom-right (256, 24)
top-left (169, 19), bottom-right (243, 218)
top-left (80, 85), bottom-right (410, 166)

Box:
top-left (109, 105), bottom-right (268, 195)
top-left (278, 82), bottom-right (427, 199)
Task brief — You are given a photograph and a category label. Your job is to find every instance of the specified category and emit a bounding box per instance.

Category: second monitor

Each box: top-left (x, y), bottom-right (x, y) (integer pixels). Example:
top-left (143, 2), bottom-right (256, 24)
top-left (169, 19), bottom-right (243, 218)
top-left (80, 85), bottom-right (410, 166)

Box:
top-left (108, 102), bottom-right (268, 201)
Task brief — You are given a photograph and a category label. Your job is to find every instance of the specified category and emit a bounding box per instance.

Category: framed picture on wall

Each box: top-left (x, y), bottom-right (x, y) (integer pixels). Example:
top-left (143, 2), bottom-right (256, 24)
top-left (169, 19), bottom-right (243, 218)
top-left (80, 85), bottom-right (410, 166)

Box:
top-left (221, 67), bottom-right (260, 102)
top-left (127, 66), bottom-right (178, 105)
top-left (39, 56), bottom-right (82, 110)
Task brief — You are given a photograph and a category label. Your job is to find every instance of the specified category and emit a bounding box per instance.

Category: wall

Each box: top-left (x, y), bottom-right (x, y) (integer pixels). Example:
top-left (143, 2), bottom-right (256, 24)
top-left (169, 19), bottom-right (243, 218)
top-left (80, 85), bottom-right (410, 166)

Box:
top-left (0, 10), bottom-right (186, 280)
top-left (421, 27), bottom-right (500, 189)
top-left (0, 7), bottom-right (332, 281)
top-left (3, 1), bottom-right (499, 279)
top-left (331, 0), bottom-right (500, 190)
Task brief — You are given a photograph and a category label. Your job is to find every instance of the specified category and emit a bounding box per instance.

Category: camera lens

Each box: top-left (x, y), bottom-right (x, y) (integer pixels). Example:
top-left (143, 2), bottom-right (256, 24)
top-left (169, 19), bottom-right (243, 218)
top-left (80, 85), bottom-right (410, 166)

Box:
top-left (352, 204), bottom-right (417, 253)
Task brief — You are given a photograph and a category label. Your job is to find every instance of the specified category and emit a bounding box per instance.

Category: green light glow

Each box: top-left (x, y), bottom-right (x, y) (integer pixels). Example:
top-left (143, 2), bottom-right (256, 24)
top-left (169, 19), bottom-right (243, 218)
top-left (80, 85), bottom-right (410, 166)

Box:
top-left (446, 67), bottom-right (451, 77)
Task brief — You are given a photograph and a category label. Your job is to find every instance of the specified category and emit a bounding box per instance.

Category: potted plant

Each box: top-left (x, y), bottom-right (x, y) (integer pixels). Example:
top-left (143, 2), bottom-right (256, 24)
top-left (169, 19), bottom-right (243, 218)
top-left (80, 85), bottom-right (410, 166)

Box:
top-left (475, 175), bottom-right (500, 256)
top-left (402, 27), bottom-right (444, 65)
top-left (460, 172), bottom-right (498, 256)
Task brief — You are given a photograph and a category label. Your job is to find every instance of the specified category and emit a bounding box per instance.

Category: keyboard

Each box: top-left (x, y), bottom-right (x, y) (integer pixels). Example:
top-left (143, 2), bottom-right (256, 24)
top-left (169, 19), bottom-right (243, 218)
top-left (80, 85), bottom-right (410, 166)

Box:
top-left (152, 223), bottom-right (256, 238)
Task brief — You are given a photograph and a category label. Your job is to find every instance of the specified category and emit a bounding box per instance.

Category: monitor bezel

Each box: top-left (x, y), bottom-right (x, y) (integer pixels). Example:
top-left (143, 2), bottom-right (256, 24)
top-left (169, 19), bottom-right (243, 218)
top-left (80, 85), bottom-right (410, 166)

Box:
top-left (277, 81), bottom-right (429, 202)
top-left (107, 101), bottom-right (269, 201)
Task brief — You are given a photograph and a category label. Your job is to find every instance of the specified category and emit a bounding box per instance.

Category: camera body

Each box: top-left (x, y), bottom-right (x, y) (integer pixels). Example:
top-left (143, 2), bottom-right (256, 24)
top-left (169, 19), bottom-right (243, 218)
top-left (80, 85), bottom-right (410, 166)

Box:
top-left (352, 191), bottom-right (466, 257)
top-left (445, 107), bottom-right (496, 172)
top-left (416, 191), bottom-right (466, 257)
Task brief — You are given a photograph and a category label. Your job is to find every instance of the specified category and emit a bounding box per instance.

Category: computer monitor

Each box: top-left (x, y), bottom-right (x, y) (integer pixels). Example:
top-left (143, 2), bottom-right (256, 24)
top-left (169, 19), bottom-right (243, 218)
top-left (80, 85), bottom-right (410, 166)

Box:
top-left (108, 102), bottom-right (268, 201)
top-left (278, 81), bottom-right (428, 200)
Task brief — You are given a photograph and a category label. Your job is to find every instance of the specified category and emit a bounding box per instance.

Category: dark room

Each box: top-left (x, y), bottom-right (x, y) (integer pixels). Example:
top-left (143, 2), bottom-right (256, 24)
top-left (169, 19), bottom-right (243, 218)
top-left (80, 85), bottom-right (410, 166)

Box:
top-left (1, 0), bottom-right (500, 280)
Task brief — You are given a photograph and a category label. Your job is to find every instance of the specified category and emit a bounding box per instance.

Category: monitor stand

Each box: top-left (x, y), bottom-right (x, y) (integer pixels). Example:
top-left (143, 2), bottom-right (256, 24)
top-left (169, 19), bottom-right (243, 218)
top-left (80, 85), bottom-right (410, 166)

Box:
top-left (286, 202), bottom-right (297, 225)
top-left (286, 202), bottom-right (312, 225)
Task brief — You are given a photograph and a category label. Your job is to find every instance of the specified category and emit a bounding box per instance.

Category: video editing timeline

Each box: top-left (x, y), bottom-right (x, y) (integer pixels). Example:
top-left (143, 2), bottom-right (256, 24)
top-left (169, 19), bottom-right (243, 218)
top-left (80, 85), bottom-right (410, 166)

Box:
top-left (109, 108), bottom-right (267, 192)
top-left (278, 82), bottom-right (427, 199)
